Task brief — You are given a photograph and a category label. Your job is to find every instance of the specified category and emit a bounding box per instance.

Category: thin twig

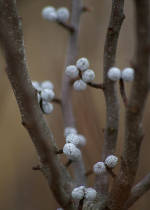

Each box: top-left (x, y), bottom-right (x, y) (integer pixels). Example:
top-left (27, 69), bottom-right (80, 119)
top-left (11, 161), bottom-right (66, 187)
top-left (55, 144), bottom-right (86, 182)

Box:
top-left (109, 0), bottom-right (150, 209)
top-left (85, 169), bottom-right (93, 177)
top-left (119, 79), bottom-right (128, 107)
top-left (52, 97), bottom-right (62, 105)
top-left (95, 0), bottom-right (125, 194)
top-left (124, 173), bottom-right (150, 209)
top-left (87, 82), bottom-right (105, 90)
top-left (65, 159), bottom-right (73, 167)
top-left (0, 1), bottom-right (75, 209)
top-left (57, 21), bottom-right (75, 33)
top-left (61, 0), bottom-right (86, 186)
top-left (78, 198), bottom-right (84, 210)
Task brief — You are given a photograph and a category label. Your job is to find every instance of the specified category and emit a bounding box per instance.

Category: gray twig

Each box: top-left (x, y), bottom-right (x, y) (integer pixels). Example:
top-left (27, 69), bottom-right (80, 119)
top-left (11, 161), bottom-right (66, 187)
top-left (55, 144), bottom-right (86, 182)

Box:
top-left (61, 0), bottom-right (86, 186)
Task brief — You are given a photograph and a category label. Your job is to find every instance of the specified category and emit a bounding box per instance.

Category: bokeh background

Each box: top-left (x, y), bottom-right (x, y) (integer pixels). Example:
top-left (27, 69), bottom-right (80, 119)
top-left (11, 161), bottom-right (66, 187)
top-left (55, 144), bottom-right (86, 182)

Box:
top-left (0, 0), bottom-right (150, 209)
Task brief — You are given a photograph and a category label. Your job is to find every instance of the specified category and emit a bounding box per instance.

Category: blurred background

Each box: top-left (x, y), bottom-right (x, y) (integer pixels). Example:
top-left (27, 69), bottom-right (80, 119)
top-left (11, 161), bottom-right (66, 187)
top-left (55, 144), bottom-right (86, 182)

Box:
top-left (0, 0), bottom-right (150, 209)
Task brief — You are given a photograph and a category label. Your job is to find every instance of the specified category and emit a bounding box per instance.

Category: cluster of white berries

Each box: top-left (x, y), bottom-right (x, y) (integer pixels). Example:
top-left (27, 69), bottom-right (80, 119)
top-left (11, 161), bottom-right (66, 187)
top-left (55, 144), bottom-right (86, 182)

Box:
top-left (72, 186), bottom-right (97, 201)
top-left (63, 127), bottom-right (86, 161)
top-left (42, 6), bottom-right (70, 23)
top-left (65, 57), bottom-right (95, 91)
top-left (107, 67), bottom-right (134, 82)
top-left (93, 155), bottom-right (118, 175)
top-left (32, 80), bottom-right (55, 114)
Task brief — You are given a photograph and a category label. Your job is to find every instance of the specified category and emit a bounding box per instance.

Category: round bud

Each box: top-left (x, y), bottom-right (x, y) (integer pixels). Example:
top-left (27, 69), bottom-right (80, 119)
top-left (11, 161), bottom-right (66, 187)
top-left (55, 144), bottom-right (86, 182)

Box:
top-left (82, 69), bottom-right (95, 83)
top-left (72, 186), bottom-right (85, 200)
top-left (107, 67), bottom-right (121, 81)
top-left (66, 133), bottom-right (80, 146)
top-left (104, 155), bottom-right (118, 168)
top-left (93, 162), bottom-right (106, 175)
top-left (122, 67), bottom-right (134, 81)
top-left (73, 80), bottom-right (87, 91)
top-left (77, 134), bottom-right (86, 147)
top-left (42, 101), bottom-right (54, 114)
top-left (63, 143), bottom-right (81, 160)
top-left (65, 65), bottom-right (79, 79)
top-left (42, 6), bottom-right (57, 21)
top-left (41, 89), bottom-right (55, 101)
top-left (41, 80), bottom-right (54, 90)
top-left (32, 81), bottom-right (41, 91)
top-left (64, 127), bottom-right (77, 137)
top-left (57, 7), bottom-right (70, 22)
top-left (76, 58), bottom-right (89, 71)
top-left (85, 188), bottom-right (97, 201)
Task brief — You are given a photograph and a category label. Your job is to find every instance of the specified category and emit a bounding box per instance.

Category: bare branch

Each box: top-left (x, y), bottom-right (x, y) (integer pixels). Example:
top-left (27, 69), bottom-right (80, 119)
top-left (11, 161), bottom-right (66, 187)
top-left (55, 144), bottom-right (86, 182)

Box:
top-left (87, 82), bottom-right (104, 90)
top-left (109, 0), bottom-right (150, 209)
top-left (0, 1), bottom-right (75, 209)
top-left (96, 0), bottom-right (125, 194)
top-left (57, 21), bottom-right (75, 33)
top-left (124, 173), bottom-right (150, 209)
top-left (61, 0), bottom-right (86, 186)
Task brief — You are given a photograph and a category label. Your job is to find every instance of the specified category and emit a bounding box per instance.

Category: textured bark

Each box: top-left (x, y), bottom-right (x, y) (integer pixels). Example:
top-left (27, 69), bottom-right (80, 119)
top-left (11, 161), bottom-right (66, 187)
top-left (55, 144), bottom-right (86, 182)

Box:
top-left (0, 1), bottom-right (75, 209)
top-left (109, 0), bottom-right (150, 209)
top-left (96, 0), bottom-right (125, 194)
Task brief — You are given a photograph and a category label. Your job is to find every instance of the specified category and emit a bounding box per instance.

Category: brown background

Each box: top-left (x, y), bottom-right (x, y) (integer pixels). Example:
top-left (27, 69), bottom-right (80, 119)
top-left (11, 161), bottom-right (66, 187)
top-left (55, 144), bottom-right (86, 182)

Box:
top-left (0, 0), bottom-right (150, 209)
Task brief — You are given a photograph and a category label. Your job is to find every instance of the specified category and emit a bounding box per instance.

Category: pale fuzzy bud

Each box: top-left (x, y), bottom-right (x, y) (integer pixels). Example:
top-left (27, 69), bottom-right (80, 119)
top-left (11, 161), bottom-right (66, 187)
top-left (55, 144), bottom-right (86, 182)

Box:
top-left (65, 65), bottom-right (79, 79)
top-left (82, 69), bottom-right (95, 83)
top-left (72, 186), bottom-right (85, 200)
top-left (73, 80), bottom-right (87, 91)
top-left (41, 89), bottom-right (55, 101)
top-left (66, 133), bottom-right (80, 146)
top-left (64, 127), bottom-right (77, 137)
top-left (122, 67), bottom-right (134, 81)
top-left (37, 92), bottom-right (41, 103)
top-left (107, 67), bottom-right (121, 81)
top-left (32, 81), bottom-right (41, 91)
top-left (57, 7), bottom-right (70, 22)
top-left (77, 134), bottom-right (86, 147)
top-left (104, 155), bottom-right (118, 168)
top-left (76, 57), bottom-right (89, 71)
top-left (85, 188), bottom-right (97, 201)
top-left (93, 162), bottom-right (106, 175)
top-left (42, 101), bottom-right (54, 114)
top-left (41, 80), bottom-right (54, 90)
top-left (63, 143), bottom-right (81, 160)
top-left (42, 6), bottom-right (57, 21)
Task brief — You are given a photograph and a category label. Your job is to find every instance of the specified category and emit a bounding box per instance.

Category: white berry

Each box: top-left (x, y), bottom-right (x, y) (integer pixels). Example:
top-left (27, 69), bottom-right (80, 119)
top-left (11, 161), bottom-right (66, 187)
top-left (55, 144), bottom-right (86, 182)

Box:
top-left (32, 81), bottom-right (41, 91)
top-left (93, 162), bottom-right (106, 175)
top-left (57, 7), bottom-right (70, 22)
top-left (77, 135), bottom-right (86, 147)
top-left (76, 58), bottom-right (89, 71)
top-left (42, 101), bottom-right (54, 114)
top-left (65, 65), bottom-right (79, 79)
top-left (105, 155), bottom-right (118, 168)
top-left (66, 133), bottom-right (80, 146)
top-left (63, 143), bottom-right (81, 160)
top-left (122, 67), bottom-right (134, 81)
top-left (42, 6), bottom-right (57, 21)
top-left (64, 127), bottom-right (77, 137)
top-left (82, 69), bottom-right (95, 83)
top-left (41, 80), bottom-right (54, 90)
top-left (41, 89), bottom-right (55, 101)
top-left (72, 186), bottom-right (85, 200)
top-left (107, 67), bottom-right (121, 81)
top-left (73, 80), bottom-right (87, 91)
top-left (85, 188), bottom-right (97, 201)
